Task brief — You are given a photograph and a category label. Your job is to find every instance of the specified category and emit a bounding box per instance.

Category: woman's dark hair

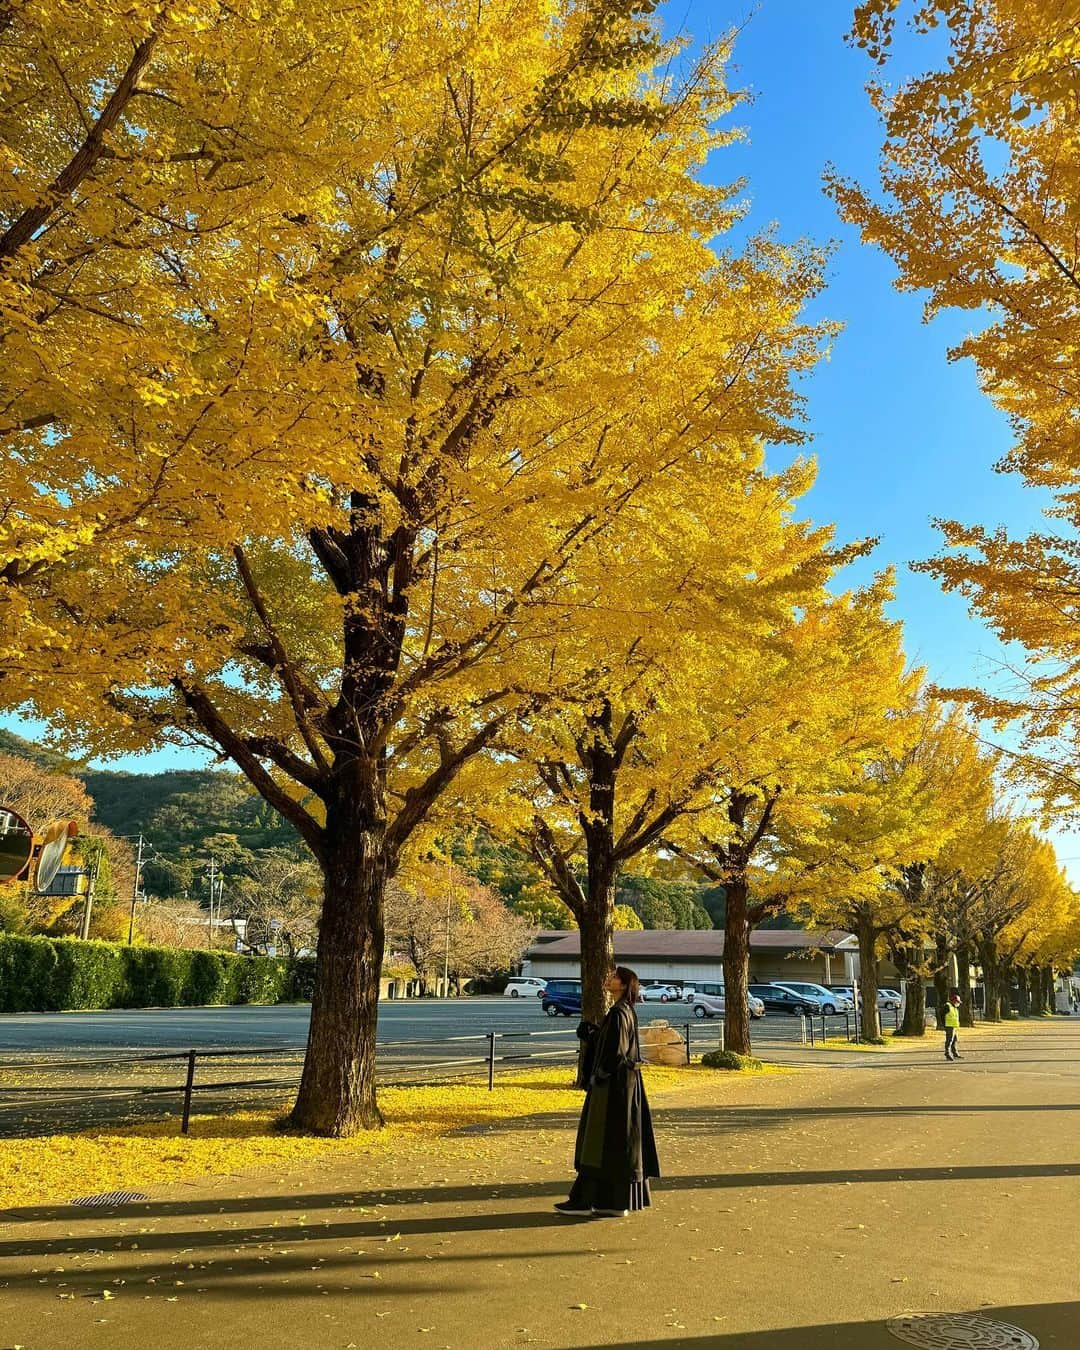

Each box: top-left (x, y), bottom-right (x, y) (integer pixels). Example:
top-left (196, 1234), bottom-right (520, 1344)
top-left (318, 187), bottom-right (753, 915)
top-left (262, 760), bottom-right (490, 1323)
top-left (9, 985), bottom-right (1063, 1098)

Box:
top-left (614, 966), bottom-right (641, 1005)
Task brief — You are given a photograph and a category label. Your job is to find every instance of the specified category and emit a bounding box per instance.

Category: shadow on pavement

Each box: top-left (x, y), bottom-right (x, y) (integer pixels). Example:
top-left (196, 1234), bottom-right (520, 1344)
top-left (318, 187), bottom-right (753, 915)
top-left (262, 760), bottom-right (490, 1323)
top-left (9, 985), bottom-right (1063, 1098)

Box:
top-left (0, 1239), bottom-right (584, 1301)
top-left (568, 1301), bottom-right (1077, 1348)
top-left (5, 1158), bottom-right (1080, 1250)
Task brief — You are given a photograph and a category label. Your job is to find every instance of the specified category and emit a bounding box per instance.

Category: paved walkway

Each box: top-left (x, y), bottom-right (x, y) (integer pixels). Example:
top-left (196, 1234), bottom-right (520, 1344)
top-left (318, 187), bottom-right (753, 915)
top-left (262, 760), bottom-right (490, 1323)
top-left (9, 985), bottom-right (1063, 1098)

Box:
top-left (1, 1021), bottom-right (1078, 1349)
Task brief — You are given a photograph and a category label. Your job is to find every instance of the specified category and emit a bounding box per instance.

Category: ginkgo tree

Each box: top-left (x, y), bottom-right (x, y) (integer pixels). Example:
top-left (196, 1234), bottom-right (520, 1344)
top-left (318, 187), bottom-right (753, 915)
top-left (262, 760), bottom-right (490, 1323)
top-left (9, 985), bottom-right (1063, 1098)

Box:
top-left (830, 0), bottom-right (1080, 825)
top-left (796, 703), bottom-right (993, 1040)
top-left (2, 2), bottom-right (838, 1134)
top-left (665, 575), bottom-right (914, 1053)
top-left (490, 450), bottom-right (849, 1030)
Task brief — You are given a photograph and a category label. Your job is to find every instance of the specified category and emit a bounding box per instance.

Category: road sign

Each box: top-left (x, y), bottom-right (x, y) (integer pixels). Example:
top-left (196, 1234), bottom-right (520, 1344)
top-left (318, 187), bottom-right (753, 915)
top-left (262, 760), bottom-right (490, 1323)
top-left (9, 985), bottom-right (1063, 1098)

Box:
top-left (0, 806), bottom-right (33, 884)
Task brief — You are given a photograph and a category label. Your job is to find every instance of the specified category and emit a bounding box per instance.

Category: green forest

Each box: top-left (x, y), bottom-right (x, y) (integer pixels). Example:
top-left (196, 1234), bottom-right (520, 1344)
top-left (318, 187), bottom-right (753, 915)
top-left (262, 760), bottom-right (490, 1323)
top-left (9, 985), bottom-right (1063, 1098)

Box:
top-left (0, 729), bottom-right (802, 933)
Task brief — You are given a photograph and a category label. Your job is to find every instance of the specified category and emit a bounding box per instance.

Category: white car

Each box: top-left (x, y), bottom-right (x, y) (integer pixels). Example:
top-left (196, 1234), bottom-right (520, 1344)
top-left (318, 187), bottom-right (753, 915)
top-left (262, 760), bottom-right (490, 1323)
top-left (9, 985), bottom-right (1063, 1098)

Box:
top-left (829, 985), bottom-right (902, 1012)
top-left (641, 983), bottom-right (681, 1002)
top-left (503, 977), bottom-right (547, 998)
top-left (691, 983), bottom-right (765, 1019)
top-left (774, 982), bottom-right (853, 1015)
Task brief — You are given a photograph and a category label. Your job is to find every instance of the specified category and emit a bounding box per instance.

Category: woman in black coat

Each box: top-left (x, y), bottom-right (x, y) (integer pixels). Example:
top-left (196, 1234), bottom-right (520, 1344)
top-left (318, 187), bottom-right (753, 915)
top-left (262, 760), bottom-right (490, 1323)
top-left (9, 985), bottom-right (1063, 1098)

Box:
top-left (555, 965), bottom-right (660, 1218)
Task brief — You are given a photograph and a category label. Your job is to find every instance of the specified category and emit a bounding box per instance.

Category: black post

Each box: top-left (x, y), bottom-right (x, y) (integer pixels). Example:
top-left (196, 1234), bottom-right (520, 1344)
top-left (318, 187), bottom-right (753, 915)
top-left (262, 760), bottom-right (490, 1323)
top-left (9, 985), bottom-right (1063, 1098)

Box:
top-left (181, 1049), bottom-right (197, 1134)
top-left (684, 1021), bottom-right (691, 1064)
top-left (808, 1015), bottom-right (815, 1048)
top-left (487, 1031), bottom-right (496, 1091)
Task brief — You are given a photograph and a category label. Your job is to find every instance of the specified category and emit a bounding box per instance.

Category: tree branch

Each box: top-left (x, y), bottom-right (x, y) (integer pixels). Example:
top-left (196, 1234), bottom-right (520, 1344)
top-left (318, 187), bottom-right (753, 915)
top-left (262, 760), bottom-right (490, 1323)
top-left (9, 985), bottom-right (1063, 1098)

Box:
top-left (172, 678), bottom-right (327, 860)
top-left (0, 20), bottom-right (165, 260)
top-left (233, 544), bottom-right (331, 775)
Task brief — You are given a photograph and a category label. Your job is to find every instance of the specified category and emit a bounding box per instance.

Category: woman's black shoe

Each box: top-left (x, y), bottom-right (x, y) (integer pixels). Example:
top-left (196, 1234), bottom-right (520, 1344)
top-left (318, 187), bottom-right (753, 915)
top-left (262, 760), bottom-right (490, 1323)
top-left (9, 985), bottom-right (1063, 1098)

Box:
top-left (553, 1201), bottom-right (593, 1216)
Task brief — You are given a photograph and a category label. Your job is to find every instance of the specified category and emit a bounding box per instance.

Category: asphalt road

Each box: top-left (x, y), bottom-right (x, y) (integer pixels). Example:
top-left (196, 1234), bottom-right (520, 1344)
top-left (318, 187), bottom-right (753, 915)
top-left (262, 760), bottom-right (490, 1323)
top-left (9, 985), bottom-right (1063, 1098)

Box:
top-left (0, 995), bottom-right (733, 1054)
top-left (2, 997), bottom-right (790, 1136)
top-left (0, 996), bottom-right (813, 1056)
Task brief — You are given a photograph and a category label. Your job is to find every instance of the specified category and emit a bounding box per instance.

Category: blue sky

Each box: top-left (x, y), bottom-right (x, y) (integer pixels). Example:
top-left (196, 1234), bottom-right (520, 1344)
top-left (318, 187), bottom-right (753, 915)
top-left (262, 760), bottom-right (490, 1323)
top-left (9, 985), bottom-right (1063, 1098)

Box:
top-left (5, 2), bottom-right (1077, 864)
top-left (679, 0), bottom-right (1048, 685)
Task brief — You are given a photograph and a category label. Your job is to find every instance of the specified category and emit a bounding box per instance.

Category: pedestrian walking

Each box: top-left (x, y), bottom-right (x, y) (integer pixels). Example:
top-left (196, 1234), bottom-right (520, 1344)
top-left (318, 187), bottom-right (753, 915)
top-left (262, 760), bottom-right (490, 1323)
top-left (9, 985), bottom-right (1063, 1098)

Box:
top-left (944, 990), bottom-right (961, 1061)
top-left (555, 966), bottom-right (660, 1219)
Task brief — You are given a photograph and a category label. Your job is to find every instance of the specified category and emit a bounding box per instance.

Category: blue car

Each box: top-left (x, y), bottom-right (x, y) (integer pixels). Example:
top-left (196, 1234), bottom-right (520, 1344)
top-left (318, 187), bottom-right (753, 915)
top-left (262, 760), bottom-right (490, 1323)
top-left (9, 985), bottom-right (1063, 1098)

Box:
top-left (541, 979), bottom-right (582, 1017)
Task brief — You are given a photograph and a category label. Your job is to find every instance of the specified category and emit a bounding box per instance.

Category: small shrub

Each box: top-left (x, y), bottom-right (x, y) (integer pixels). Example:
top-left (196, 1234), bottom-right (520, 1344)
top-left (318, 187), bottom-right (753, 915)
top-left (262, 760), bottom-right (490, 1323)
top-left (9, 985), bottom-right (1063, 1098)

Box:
top-left (52, 938), bottom-right (125, 1010)
top-left (0, 935), bottom-right (60, 1012)
top-left (121, 944), bottom-right (189, 1007)
top-left (234, 954), bottom-right (289, 1004)
top-left (0, 932), bottom-right (310, 1011)
top-left (185, 950), bottom-right (230, 1005)
top-left (701, 1049), bottom-right (763, 1071)
top-left (287, 955), bottom-right (316, 1001)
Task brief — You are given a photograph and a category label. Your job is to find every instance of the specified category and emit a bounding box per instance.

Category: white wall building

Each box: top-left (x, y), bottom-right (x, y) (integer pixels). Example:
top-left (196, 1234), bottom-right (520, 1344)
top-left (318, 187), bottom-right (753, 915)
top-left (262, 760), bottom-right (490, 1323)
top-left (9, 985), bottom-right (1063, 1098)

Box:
top-left (522, 929), bottom-right (868, 987)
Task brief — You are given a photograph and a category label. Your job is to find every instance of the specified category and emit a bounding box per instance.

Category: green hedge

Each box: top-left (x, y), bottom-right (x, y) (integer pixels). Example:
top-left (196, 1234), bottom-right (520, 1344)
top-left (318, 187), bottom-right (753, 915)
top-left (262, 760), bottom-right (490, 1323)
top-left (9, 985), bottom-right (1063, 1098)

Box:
top-left (0, 934), bottom-right (315, 1013)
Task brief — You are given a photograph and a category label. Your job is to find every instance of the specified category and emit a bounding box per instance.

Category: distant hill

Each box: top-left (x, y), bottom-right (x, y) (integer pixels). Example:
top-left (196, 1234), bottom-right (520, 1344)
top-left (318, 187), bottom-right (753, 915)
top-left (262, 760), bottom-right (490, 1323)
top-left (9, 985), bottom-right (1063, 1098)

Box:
top-left (0, 728), bottom-right (75, 773)
top-left (0, 731), bottom-right (803, 931)
top-left (0, 730), bottom-right (304, 897)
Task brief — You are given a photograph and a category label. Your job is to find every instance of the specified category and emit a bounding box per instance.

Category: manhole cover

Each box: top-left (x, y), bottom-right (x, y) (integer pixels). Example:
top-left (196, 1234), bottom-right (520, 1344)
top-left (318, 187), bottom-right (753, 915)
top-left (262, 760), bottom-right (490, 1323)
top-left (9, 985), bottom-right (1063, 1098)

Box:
top-left (70, 1191), bottom-right (150, 1208)
top-left (886, 1313), bottom-right (1038, 1349)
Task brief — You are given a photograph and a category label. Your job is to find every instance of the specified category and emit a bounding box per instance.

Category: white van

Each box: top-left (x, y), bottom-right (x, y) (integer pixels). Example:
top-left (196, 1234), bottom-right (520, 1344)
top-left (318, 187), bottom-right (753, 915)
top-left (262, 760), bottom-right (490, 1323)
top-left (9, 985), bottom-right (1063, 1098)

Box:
top-left (691, 982), bottom-right (726, 1018)
top-left (692, 983), bottom-right (765, 1019)
top-left (503, 976), bottom-right (547, 998)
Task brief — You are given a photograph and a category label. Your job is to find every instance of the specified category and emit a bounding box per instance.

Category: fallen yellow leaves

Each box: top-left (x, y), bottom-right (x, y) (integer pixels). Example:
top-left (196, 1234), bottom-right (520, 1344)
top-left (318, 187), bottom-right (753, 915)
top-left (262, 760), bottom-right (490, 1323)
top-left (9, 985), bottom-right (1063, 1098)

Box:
top-left (0, 1064), bottom-right (697, 1210)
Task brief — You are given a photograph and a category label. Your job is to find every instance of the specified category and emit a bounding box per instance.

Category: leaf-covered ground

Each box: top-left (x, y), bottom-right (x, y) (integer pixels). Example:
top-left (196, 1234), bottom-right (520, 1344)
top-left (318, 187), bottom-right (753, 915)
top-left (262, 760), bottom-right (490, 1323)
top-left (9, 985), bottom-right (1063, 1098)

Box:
top-left (1, 1065), bottom-right (699, 1210)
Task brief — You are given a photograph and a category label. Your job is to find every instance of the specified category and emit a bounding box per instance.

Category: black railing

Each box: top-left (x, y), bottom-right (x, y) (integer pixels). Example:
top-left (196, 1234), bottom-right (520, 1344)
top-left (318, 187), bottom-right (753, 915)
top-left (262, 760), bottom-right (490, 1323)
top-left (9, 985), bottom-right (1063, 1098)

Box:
top-left (1, 1020), bottom-right (702, 1135)
top-left (803, 1004), bottom-right (902, 1047)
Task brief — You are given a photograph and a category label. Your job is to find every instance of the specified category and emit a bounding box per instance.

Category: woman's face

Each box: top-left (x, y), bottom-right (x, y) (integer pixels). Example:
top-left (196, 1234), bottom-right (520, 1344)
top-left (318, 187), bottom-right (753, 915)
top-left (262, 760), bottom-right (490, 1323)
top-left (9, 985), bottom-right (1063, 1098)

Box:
top-left (604, 970), bottom-right (625, 998)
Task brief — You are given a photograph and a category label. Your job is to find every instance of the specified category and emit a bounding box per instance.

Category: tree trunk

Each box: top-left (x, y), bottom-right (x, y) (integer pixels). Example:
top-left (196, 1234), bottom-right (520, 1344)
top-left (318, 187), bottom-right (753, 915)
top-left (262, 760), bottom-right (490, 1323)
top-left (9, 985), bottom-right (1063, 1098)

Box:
top-left (1044, 965), bottom-right (1057, 1014)
top-left (291, 817), bottom-right (387, 1135)
top-left (578, 890), bottom-right (615, 1026)
top-left (956, 943), bottom-right (975, 1027)
top-left (576, 701), bottom-right (621, 1029)
top-left (1032, 966), bottom-right (1045, 1014)
top-left (899, 974), bottom-right (926, 1036)
top-left (722, 877), bottom-right (753, 1056)
top-left (890, 939), bottom-right (927, 1037)
top-left (932, 932), bottom-right (950, 1031)
top-left (978, 939), bottom-right (1001, 1022)
top-left (854, 912), bottom-right (881, 1041)
top-left (998, 960), bottom-right (1015, 1019)
top-left (1016, 965), bottom-right (1031, 1017)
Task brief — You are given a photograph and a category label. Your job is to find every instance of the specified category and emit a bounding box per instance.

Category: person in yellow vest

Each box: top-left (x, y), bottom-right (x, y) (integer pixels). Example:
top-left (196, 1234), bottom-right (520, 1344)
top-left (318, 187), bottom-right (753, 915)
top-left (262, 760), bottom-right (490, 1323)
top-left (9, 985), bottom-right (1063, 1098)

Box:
top-left (944, 990), bottom-right (961, 1061)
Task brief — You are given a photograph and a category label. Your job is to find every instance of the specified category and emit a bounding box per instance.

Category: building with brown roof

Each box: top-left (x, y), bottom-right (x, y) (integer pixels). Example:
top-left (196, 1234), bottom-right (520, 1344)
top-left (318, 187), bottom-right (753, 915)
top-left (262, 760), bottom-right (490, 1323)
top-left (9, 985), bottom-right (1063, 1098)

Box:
top-left (522, 928), bottom-right (872, 988)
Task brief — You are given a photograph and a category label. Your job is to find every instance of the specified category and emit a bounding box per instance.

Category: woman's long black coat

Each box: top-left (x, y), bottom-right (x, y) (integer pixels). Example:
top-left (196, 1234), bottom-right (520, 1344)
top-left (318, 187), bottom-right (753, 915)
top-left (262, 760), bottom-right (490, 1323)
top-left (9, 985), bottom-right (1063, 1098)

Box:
top-left (574, 999), bottom-right (660, 1186)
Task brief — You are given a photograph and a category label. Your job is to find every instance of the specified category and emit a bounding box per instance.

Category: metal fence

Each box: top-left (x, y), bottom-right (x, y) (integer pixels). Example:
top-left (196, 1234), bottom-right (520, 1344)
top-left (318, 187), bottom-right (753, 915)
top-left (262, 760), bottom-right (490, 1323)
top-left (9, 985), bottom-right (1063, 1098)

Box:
top-left (0, 1007), bottom-right (907, 1138)
top-left (0, 1020), bottom-right (702, 1136)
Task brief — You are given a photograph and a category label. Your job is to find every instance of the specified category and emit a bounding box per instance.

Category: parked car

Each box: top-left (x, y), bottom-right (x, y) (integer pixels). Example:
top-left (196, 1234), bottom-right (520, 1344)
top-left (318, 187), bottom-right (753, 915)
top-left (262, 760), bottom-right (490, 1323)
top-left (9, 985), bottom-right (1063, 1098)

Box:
top-left (681, 986), bottom-right (698, 1003)
top-left (691, 983), bottom-right (765, 1020)
top-left (828, 984), bottom-right (902, 1011)
top-left (748, 983), bottom-right (818, 1016)
top-left (541, 979), bottom-right (582, 1017)
top-left (771, 982), bottom-right (853, 1015)
top-left (641, 983), bottom-right (681, 1002)
top-left (503, 976), bottom-right (547, 999)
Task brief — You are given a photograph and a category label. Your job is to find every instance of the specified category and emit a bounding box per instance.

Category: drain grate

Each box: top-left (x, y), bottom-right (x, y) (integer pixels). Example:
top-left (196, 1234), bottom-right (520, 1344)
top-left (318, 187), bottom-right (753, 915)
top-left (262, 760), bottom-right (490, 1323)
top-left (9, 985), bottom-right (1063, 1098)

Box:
top-left (70, 1190), bottom-right (150, 1209)
top-left (886, 1313), bottom-right (1038, 1349)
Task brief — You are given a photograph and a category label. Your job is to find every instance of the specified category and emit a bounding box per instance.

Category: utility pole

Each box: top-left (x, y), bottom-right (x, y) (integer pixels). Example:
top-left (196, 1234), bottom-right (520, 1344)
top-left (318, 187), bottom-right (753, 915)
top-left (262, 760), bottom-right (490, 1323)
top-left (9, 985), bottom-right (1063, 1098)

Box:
top-left (208, 855), bottom-right (217, 949)
top-left (127, 833), bottom-right (145, 945)
top-left (78, 848), bottom-right (100, 941)
top-left (443, 854), bottom-right (452, 998)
